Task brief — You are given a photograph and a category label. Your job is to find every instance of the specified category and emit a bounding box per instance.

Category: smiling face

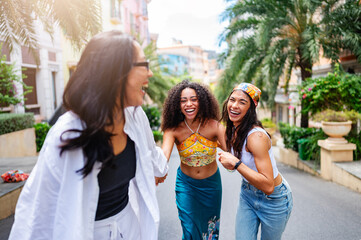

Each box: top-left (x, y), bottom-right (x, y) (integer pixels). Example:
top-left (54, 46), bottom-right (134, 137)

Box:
top-left (124, 41), bottom-right (153, 107)
top-left (180, 87), bottom-right (199, 122)
top-left (227, 90), bottom-right (251, 127)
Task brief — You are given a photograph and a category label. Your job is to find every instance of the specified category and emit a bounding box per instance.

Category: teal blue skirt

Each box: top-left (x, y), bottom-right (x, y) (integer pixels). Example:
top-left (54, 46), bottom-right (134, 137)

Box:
top-left (175, 167), bottom-right (222, 240)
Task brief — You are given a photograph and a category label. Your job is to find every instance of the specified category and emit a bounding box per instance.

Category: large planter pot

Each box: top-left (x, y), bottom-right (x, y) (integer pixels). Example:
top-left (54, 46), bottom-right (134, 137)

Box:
top-left (321, 121), bottom-right (352, 144)
top-left (264, 127), bottom-right (277, 146)
top-left (0, 128), bottom-right (37, 158)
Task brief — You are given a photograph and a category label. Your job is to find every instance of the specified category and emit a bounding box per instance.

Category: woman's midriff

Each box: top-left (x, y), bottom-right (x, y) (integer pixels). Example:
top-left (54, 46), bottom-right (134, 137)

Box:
top-left (274, 173), bottom-right (282, 187)
top-left (180, 160), bottom-right (218, 179)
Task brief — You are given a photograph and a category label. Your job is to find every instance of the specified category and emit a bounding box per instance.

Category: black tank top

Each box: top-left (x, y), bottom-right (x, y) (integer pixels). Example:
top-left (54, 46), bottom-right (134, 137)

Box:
top-left (95, 136), bottom-right (136, 221)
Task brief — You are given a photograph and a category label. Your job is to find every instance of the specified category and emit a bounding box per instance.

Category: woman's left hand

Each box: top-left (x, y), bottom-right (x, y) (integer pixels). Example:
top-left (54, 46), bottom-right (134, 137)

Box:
top-left (155, 174), bottom-right (168, 186)
top-left (218, 152), bottom-right (239, 170)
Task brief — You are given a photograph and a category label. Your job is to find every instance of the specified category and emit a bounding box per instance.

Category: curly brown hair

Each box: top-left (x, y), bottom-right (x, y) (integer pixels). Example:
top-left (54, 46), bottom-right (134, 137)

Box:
top-left (161, 79), bottom-right (220, 131)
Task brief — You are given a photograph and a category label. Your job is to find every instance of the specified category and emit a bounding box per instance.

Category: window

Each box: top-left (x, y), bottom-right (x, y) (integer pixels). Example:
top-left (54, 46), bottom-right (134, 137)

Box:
top-left (110, 0), bottom-right (121, 19)
top-left (22, 68), bottom-right (37, 105)
top-left (48, 51), bottom-right (56, 62)
top-left (22, 46), bottom-right (39, 65)
top-left (51, 72), bottom-right (57, 109)
top-left (278, 106), bottom-right (283, 122)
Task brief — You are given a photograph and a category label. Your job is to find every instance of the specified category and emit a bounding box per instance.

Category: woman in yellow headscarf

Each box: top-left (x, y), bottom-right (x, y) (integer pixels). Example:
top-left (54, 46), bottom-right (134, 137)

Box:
top-left (218, 83), bottom-right (293, 240)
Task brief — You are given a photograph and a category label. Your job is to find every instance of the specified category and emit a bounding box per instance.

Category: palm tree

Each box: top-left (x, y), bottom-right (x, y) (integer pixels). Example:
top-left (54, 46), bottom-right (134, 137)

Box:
top-left (218, 0), bottom-right (361, 127)
top-left (0, 0), bottom-right (101, 52)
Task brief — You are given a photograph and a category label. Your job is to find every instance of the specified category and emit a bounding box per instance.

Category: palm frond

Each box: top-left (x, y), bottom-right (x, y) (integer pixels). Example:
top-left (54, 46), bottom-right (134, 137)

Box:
top-left (0, 0), bottom-right (102, 53)
top-left (218, 0), bottom-right (361, 113)
top-left (302, 24), bottom-right (320, 63)
top-left (220, 17), bottom-right (259, 42)
top-left (0, 0), bottom-right (38, 51)
top-left (284, 51), bottom-right (296, 91)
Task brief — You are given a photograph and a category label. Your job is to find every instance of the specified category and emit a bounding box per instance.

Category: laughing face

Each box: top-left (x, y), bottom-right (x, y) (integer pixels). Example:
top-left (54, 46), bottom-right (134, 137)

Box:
top-left (227, 90), bottom-right (251, 127)
top-left (124, 41), bottom-right (153, 107)
top-left (180, 88), bottom-right (199, 122)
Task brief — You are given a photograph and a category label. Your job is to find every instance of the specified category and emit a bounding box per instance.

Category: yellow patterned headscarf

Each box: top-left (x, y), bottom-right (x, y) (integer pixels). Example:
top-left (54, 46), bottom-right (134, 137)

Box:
top-left (233, 83), bottom-right (261, 107)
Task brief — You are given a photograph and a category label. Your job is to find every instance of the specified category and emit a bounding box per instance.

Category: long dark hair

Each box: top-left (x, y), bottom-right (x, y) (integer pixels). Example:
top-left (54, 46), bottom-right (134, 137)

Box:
top-left (161, 79), bottom-right (220, 131)
top-left (60, 31), bottom-right (136, 177)
top-left (221, 90), bottom-right (263, 160)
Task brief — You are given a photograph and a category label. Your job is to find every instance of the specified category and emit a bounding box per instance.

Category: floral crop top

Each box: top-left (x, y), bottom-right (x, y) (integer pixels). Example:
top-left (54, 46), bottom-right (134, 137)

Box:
top-left (176, 121), bottom-right (218, 167)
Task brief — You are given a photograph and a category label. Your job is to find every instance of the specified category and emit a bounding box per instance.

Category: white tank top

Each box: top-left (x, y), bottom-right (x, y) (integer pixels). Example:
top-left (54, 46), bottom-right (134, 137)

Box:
top-left (232, 127), bottom-right (279, 182)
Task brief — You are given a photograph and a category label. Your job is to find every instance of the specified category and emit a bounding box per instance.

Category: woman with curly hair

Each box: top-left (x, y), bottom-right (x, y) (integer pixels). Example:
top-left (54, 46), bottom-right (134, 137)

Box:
top-left (161, 79), bottom-right (226, 240)
top-left (218, 83), bottom-right (293, 240)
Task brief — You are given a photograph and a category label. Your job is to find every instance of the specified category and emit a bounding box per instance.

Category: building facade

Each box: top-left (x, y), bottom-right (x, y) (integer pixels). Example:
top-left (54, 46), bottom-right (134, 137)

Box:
top-left (157, 43), bottom-right (221, 84)
top-left (1, 21), bottom-right (64, 121)
top-left (62, 0), bottom-right (152, 91)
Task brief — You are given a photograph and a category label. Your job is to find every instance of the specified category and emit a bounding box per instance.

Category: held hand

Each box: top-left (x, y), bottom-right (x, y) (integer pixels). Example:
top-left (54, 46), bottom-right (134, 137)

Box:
top-left (218, 152), bottom-right (239, 171)
top-left (155, 174), bottom-right (168, 186)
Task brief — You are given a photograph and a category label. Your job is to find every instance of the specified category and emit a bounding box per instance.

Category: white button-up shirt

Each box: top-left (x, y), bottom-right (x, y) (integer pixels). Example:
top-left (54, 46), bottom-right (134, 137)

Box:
top-left (9, 107), bottom-right (168, 240)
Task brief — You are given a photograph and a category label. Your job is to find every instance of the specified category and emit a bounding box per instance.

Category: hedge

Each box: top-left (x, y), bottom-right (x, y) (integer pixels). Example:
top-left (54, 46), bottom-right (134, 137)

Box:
top-left (0, 113), bottom-right (34, 135)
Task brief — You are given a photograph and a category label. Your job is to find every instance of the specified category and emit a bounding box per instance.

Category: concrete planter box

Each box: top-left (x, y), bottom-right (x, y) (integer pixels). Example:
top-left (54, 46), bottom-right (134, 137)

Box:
top-left (276, 146), bottom-right (320, 176)
top-left (276, 142), bottom-right (361, 194)
top-left (0, 128), bottom-right (37, 158)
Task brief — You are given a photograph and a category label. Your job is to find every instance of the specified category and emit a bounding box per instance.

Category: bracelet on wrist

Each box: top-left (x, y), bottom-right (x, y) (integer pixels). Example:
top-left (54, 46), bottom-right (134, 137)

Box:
top-left (234, 159), bottom-right (242, 170)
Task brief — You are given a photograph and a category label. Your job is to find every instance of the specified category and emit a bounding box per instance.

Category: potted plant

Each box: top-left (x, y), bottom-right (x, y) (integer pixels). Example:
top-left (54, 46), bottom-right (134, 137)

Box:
top-left (261, 118), bottom-right (277, 145)
top-left (312, 110), bottom-right (360, 143)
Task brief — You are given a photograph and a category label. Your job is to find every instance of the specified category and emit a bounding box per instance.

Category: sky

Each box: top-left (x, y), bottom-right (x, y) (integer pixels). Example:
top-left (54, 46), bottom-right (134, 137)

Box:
top-left (147, 0), bottom-right (229, 53)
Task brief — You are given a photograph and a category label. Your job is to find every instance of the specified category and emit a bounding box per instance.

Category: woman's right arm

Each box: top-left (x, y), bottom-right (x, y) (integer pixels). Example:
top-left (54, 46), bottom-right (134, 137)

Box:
top-left (162, 130), bottom-right (176, 161)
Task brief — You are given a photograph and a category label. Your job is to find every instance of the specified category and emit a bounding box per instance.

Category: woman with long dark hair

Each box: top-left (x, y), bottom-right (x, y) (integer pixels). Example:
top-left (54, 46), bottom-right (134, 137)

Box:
top-left (218, 83), bottom-right (293, 240)
top-left (161, 80), bottom-right (226, 240)
top-left (9, 31), bottom-right (168, 240)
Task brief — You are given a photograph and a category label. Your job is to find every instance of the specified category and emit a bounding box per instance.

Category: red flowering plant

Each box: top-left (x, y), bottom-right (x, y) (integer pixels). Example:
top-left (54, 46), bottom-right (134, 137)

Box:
top-left (299, 64), bottom-right (361, 116)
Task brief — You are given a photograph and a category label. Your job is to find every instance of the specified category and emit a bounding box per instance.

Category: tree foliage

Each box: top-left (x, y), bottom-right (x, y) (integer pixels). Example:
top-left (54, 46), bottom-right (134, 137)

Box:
top-left (0, 0), bottom-right (102, 52)
top-left (0, 47), bottom-right (32, 107)
top-left (218, 0), bottom-right (361, 127)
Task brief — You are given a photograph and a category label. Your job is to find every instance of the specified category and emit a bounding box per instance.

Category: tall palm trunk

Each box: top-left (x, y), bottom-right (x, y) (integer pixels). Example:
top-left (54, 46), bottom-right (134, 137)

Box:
top-left (299, 60), bottom-right (313, 128)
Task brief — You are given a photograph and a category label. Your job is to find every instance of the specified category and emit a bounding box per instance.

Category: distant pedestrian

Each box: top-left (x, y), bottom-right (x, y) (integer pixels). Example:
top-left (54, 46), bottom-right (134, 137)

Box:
top-left (161, 80), bottom-right (226, 240)
top-left (218, 83), bottom-right (293, 240)
top-left (9, 30), bottom-right (168, 240)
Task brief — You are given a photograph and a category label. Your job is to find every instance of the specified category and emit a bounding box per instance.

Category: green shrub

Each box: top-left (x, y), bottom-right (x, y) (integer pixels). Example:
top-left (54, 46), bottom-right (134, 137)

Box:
top-left (344, 110), bottom-right (361, 124)
top-left (0, 45), bottom-right (32, 107)
top-left (152, 130), bottom-right (163, 143)
top-left (0, 113), bottom-right (34, 135)
top-left (142, 105), bottom-right (161, 130)
top-left (302, 131), bottom-right (328, 164)
top-left (278, 122), bottom-right (326, 162)
top-left (261, 118), bottom-right (277, 128)
top-left (346, 131), bottom-right (361, 161)
top-left (312, 109), bottom-right (361, 123)
top-left (34, 122), bottom-right (51, 152)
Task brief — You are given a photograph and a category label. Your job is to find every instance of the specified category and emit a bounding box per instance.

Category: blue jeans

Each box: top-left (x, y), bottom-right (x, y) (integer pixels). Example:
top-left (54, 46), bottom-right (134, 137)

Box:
top-left (235, 177), bottom-right (293, 240)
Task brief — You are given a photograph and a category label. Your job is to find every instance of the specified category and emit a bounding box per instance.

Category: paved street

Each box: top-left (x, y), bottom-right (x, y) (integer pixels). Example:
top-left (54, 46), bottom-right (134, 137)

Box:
top-left (157, 147), bottom-right (361, 240)
top-left (1, 147), bottom-right (361, 240)
top-left (156, 147), bottom-right (241, 240)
